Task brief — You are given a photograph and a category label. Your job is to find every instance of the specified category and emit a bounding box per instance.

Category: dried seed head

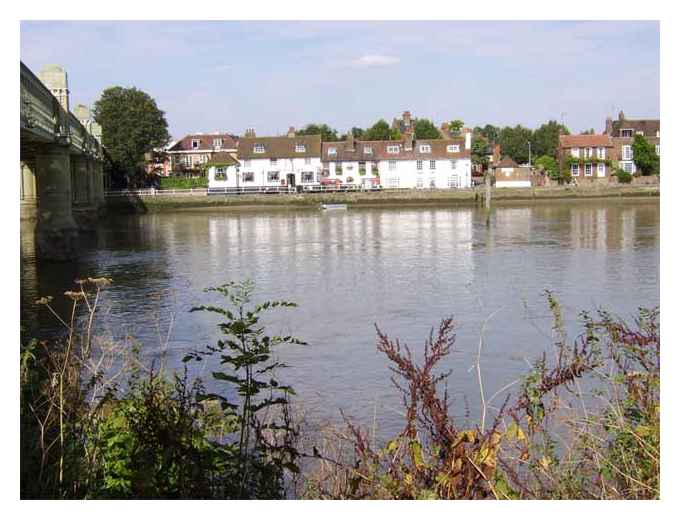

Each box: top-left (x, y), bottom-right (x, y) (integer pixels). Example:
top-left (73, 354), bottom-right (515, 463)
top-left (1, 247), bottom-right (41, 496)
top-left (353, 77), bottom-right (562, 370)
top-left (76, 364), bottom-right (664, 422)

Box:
top-left (64, 290), bottom-right (84, 300)
top-left (35, 296), bottom-right (53, 305)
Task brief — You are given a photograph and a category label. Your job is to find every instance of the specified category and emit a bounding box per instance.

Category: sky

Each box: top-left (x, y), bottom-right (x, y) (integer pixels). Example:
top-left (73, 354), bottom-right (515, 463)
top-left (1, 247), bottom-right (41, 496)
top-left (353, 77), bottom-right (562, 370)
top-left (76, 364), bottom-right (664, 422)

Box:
top-left (20, 21), bottom-right (660, 142)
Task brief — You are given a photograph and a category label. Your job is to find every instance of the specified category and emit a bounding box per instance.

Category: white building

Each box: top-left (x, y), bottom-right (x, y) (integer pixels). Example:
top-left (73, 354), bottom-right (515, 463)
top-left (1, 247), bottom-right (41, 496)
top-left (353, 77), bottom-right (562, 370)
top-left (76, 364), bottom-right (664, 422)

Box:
top-left (235, 128), bottom-right (322, 189)
top-left (206, 152), bottom-right (241, 188)
top-left (321, 131), bottom-right (472, 189)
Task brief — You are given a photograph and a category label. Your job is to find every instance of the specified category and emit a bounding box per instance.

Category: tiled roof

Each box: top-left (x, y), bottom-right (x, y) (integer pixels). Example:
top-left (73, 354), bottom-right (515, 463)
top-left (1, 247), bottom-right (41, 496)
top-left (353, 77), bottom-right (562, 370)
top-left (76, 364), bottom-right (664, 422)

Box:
top-left (494, 156), bottom-right (519, 168)
top-left (207, 151), bottom-right (239, 166)
top-left (559, 134), bottom-right (613, 148)
top-left (238, 135), bottom-right (322, 159)
top-left (322, 137), bottom-right (469, 161)
top-left (610, 118), bottom-right (659, 138)
top-left (168, 133), bottom-right (238, 152)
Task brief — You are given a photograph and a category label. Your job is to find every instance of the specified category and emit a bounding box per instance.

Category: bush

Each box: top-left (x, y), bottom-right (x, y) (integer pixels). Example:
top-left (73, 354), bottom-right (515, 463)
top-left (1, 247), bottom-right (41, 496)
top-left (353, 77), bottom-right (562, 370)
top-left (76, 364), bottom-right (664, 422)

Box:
top-left (615, 168), bottom-right (633, 184)
top-left (159, 176), bottom-right (208, 189)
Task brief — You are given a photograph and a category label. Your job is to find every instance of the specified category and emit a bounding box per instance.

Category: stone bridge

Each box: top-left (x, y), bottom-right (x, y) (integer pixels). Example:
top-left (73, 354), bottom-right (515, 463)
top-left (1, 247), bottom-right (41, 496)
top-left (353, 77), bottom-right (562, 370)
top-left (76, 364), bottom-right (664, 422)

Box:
top-left (20, 62), bottom-right (106, 261)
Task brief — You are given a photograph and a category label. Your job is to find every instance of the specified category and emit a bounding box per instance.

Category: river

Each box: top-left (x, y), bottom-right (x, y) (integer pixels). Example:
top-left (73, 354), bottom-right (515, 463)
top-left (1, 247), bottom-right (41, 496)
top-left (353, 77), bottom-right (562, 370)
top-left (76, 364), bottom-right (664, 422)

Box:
top-left (20, 198), bottom-right (660, 436)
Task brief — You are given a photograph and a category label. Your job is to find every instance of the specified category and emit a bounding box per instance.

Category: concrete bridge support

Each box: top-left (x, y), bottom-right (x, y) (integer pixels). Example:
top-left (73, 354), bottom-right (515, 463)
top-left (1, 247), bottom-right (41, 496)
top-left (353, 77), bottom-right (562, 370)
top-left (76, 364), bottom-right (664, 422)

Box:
top-left (71, 154), bottom-right (98, 230)
top-left (35, 144), bottom-right (79, 261)
top-left (20, 161), bottom-right (38, 220)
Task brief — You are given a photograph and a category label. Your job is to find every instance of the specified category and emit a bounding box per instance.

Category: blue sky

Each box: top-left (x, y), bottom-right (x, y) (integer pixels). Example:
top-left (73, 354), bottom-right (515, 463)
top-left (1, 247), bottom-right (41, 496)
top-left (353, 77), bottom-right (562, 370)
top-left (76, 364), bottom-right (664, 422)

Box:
top-left (20, 21), bottom-right (659, 141)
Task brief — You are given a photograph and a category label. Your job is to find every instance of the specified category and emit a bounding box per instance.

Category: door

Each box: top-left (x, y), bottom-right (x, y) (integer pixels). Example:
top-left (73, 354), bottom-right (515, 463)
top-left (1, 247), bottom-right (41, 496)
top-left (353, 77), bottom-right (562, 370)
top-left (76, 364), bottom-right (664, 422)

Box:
top-left (287, 173), bottom-right (296, 187)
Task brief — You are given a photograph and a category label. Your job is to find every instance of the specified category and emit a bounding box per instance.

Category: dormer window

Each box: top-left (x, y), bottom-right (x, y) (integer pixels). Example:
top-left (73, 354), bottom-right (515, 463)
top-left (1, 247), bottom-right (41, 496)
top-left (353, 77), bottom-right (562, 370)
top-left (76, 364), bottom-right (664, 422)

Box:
top-left (213, 138), bottom-right (223, 148)
top-left (363, 146), bottom-right (373, 155)
top-left (295, 144), bottom-right (306, 153)
top-left (419, 144), bottom-right (431, 153)
top-left (253, 144), bottom-right (265, 153)
top-left (446, 144), bottom-right (460, 153)
top-left (191, 139), bottom-right (200, 149)
top-left (620, 129), bottom-right (634, 138)
top-left (328, 147), bottom-right (337, 156)
top-left (387, 145), bottom-right (400, 154)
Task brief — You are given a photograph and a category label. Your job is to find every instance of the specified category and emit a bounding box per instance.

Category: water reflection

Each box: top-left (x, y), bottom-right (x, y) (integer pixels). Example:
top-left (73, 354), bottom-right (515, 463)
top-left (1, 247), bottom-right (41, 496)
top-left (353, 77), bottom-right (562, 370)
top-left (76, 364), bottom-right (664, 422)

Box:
top-left (20, 199), bottom-right (659, 434)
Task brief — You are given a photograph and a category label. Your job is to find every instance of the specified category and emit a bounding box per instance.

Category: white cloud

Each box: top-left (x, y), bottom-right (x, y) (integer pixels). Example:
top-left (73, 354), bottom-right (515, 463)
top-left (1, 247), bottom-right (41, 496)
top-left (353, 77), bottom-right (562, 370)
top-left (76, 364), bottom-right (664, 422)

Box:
top-left (352, 54), bottom-right (400, 67)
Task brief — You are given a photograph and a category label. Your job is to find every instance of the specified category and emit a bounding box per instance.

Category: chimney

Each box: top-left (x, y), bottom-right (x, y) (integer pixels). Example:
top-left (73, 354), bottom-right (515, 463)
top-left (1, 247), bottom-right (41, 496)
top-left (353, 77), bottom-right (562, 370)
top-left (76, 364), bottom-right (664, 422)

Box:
top-left (244, 128), bottom-right (256, 138)
top-left (287, 126), bottom-right (296, 138)
top-left (403, 130), bottom-right (413, 151)
top-left (402, 110), bottom-right (412, 128)
top-left (440, 122), bottom-right (450, 138)
top-left (464, 130), bottom-right (472, 150)
top-left (605, 116), bottom-right (613, 136)
top-left (618, 110), bottom-right (625, 122)
top-left (346, 129), bottom-right (355, 151)
top-left (39, 65), bottom-right (70, 112)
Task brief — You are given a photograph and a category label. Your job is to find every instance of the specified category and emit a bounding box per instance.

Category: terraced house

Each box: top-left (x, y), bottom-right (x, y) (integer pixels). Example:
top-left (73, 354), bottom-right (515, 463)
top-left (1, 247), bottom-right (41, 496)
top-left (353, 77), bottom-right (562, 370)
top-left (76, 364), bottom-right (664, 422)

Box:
top-left (236, 128), bottom-right (322, 189)
top-left (167, 132), bottom-right (238, 175)
top-left (557, 134), bottom-right (615, 183)
top-left (605, 111), bottom-right (660, 174)
top-left (321, 130), bottom-right (472, 189)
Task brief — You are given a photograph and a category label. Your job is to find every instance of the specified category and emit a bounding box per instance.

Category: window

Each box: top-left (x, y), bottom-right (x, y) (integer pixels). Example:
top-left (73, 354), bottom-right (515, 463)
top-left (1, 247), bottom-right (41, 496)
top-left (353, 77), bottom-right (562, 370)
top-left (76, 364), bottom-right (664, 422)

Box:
top-left (267, 171), bottom-right (279, 182)
top-left (584, 163), bottom-right (592, 177)
top-left (585, 147), bottom-right (592, 158)
top-left (597, 163), bottom-right (606, 176)
top-left (328, 147), bottom-right (337, 156)
top-left (571, 147), bottom-right (579, 158)
top-left (359, 161), bottom-right (366, 175)
top-left (450, 160), bottom-right (457, 170)
top-left (447, 175), bottom-right (460, 188)
top-left (363, 146), bottom-right (373, 155)
top-left (387, 145), bottom-right (400, 154)
top-left (243, 159), bottom-right (251, 168)
top-left (429, 160), bottom-right (436, 170)
top-left (622, 161), bottom-right (634, 173)
top-left (655, 144), bottom-right (660, 156)
top-left (214, 167), bottom-right (227, 180)
top-left (302, 172), bottom-right (314, 183)
top-left (253, 144), bottom-right (265, 153)
top-left (388, 160), bottom-right (397, 171)
top-left (270, 158), bottom-right (278, 166)
top-left (620, 129), bottom-right (633, 138)
top-left (636, 130), bottom-right (644, 136)
top-left (416, 160), bottom-right (423, 171)
top-left (447, 144), bottom-right (460, 153)
top-left (243, 172), bottom-right (254, 182)
top-left (416, 177), bottom-right (424, 188)
top-left (419, 144), bottom-right (431, 153)
top-left (333, 163), bottom-right (342, 176)
top-left (597, 147), bottom-right (606, 159)
top-left (305, 157), bottom-right (311, 165)
top-left (296, 144), bottom-right (306, 153)
top-left (191, 139), bottom-right (200, 149)
top-left (622, 145), bottom-right (633, 160)
top-left (213, 138), bottom-right (223, 148)
top-left (571, 163), bottom-right (579, 176)
top-left (387, 177), bottom-right (400, 188)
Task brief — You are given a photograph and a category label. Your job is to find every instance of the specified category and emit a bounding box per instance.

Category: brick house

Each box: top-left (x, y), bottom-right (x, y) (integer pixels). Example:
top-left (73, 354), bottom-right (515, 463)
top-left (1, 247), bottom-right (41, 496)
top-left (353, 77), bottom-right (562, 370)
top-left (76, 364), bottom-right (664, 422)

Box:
top-left (167, 132), bottom-right (238, 175)
top-left (491, 156), bottom-right (534, 188)
top-left (605, 111), bottom-right (660, 174)
top-left (557, 134), bottom-right (614, 183)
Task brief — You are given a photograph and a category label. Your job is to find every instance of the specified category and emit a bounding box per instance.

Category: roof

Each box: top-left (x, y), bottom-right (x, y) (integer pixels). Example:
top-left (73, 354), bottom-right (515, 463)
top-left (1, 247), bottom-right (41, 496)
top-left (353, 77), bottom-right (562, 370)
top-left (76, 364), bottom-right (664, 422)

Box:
top-left (559, 134), bottom-right (613, 148)
top-left (168, 133), bottom-right (238, 152)
top-left (494, 156), bottom-right (519, 168)
top-left (207, 152), bottom-right (239, 167)
top-left (321, 137), bottom-right (470, 161)
top-left (610, 118), bottom-right (660, 138)
top-left (238, 135), bottom-right (322, 159)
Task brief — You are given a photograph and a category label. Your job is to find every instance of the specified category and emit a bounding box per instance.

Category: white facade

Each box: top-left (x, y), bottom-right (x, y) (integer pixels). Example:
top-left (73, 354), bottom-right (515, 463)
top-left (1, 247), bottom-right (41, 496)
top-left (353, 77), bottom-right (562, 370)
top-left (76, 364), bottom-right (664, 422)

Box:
top-left (238, 157), bottom-right (322, 188)
top-left (376, 158), bottom-right (472, 189)
top-left (207, 164), bottom-right (240, 188)
top-left (326, 160), bottom-right (380, 187)
top-left (496, 180), bottom-right (531, 188)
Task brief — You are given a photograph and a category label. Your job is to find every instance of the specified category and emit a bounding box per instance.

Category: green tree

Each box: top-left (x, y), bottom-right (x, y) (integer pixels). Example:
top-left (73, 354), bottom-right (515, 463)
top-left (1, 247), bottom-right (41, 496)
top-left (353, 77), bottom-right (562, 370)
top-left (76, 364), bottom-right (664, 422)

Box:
top-left (448, 119), bottom-right (465, 134)
top-left (532, 120), bottom-right (570, 159)
top-left (364, 119), bottom-right (399, 141)
top-left (534, 155), bottom-right (559, 180)
top-left (413, 119), bottom-right (442, 139)
top-left (471, 135), bottom-right (490, 171)
top-left (296, 124), bottom-right (339, 142)
top-left (632, 135), bottom-right (660, 176)
top-left (478, 124), bottom-right (501, 144)
top-left (498, 125), bottom-right (533, 164)
top-left (93, 87), bottom-right (170, 184)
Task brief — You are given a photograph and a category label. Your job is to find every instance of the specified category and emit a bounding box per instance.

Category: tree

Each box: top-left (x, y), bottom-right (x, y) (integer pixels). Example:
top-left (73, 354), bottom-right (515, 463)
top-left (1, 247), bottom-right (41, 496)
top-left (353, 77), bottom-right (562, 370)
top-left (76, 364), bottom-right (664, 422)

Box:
top-left (632, 135), bottom-right (660, 176)
top-left (364, 119), bottom-right (399, 141)
top-left (93, 87), bottom-right (170, 186)
top-left (448, 119), bottom-right (465, 134)
top-left (413, 119), bottom-right (441, 139)
top-left (471, 135), bottom-right (490, 171)
top-left (498, 125), bottom-right (533, 164)
top-left (532, 120), bottom-right (570, 159)
top-left (534, 155), bottom-right (559, 180)
top-left (478, 124), bottom-right (501, 145)
top-left (296, 124), bottom-right (339, 142)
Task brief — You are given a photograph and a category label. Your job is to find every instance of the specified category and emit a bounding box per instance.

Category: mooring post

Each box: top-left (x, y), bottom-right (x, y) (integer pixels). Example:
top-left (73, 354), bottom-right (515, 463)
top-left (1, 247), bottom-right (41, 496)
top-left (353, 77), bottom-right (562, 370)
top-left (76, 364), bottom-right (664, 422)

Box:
top-left (484, 172), bottom-right (492, 226)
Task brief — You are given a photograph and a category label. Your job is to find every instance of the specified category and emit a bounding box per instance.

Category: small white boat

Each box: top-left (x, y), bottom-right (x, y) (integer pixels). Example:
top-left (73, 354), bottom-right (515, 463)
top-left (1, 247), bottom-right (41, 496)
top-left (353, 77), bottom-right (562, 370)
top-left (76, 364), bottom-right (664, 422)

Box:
top-left (320, 203), bottom-right (348, 210)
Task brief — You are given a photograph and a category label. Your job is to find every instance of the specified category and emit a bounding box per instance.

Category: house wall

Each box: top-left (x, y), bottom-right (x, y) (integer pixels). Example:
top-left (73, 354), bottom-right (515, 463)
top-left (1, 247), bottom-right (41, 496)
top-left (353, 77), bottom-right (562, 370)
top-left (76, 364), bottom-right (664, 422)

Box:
top-left (558, 145), bottom-right (615, 183)
top-left (325, 160), bottom-right (379, 186)
top-left (239, 157), bottom-right (322, 187)
top-left (207, 165), bottom-right (240, 188)
top-left (375, 158), bottom-right (472, 189)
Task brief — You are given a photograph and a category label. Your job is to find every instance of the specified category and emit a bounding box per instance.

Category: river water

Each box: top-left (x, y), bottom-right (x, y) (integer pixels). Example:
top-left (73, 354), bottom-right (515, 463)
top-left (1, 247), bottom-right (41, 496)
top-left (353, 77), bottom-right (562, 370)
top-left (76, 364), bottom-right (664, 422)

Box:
top-left (20, 198), bottom-right (659, 435)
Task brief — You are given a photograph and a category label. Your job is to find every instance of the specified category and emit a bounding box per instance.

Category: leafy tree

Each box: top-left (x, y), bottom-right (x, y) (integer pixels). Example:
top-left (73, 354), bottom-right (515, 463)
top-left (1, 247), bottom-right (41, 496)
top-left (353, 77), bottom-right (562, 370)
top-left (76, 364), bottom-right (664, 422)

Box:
top-left (351, 127), bottom-right (365, 138)
top-left (498, 125), bottom-right (533, 164)
top-left (413, 119), bottom-right (442, 139)
top-left (632, 135), bottom-right (660, 176)
top-left (364, 119), bottom-right (400, 141)
top-left (534, 155), bottom-right (559, 180)
top-left (477, 124), bottom-right (501, 144)
top-left (448, 119), bottom-right (465, 134)
top-left (93, 87), bottom-right (170, 186)
top-left (296, 124), bottom-right (339, 142)
top-left (532, 120), bottom-right (570, 159)
top-left (471, 135), bottom-right (490, 171)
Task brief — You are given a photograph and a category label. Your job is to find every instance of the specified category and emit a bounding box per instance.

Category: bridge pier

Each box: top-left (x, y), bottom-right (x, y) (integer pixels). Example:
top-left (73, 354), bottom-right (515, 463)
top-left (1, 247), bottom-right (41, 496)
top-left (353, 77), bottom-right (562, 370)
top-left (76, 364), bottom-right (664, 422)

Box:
top-left (35, 144), bottom-right (79, 261)
top-left (71, 154), bottom-right (98, 231)
top-left (20, 160), bottom-right (38, 220)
